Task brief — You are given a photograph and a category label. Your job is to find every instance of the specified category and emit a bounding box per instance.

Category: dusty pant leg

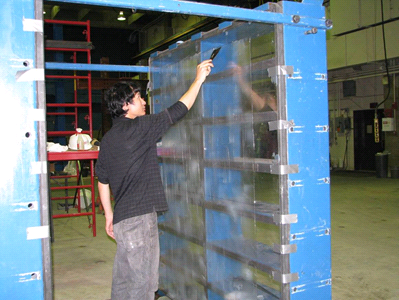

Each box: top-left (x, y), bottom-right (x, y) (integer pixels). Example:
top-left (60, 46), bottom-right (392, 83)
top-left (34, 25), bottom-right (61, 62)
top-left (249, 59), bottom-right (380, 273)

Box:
top-left (111, 212), bottom-right (160, 300)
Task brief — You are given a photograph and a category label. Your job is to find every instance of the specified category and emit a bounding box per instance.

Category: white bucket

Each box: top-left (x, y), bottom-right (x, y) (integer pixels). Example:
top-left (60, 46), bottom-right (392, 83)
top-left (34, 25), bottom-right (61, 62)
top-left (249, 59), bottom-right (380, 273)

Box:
top-left (79, 189), bottom-right (92, 209)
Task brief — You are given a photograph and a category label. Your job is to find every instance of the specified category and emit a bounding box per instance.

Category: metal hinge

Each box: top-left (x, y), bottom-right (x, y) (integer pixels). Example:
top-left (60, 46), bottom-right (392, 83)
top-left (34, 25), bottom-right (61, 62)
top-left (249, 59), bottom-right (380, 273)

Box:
top-left (273, 213), bottom-right (298, 225)
top-left (267, 65), bottom-right (294, 84)
top-left (270, 164), bottom-right (299, 175)
top-left (269, 120), bottom-right (295, 131)
top-left (272, 271), bottom-right (299, 283)
top-left (273, 243), bottom-right (298, 254)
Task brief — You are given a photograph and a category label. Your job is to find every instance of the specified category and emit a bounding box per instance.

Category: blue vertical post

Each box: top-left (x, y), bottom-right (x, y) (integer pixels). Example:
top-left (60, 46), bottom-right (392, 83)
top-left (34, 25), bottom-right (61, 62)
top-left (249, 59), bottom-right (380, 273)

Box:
top-left (201, 40), bottom-right (243, 300)
top-left (0, 1), bottom-right (50, 299)
top-left (278, 1), bottom-right (331, 299)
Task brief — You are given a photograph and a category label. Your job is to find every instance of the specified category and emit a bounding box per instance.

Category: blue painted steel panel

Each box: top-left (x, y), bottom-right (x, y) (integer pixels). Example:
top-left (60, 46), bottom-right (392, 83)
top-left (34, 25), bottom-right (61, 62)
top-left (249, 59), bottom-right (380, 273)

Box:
top-left (45, 62), bottom-right (149, 73)
top-left (0, 1), bottom-right (45, 299)
top-left (206, 249), bottom-right (241, 286)
top-left (47, 0), bottom-right (329, 29)
top-left (148, 1), bottom-right (331, 299)
top-left (282, 1), bottom-right (331, 299)
top-left (200, 33), bottom-right (247, 299)
top-left (0, 0), bottom-right (331, 299)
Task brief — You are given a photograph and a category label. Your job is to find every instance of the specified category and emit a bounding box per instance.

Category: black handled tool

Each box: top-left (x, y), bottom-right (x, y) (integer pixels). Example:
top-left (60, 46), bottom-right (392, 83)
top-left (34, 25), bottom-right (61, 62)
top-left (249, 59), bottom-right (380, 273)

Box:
top-left (210, 47), bottom-right (221, 60)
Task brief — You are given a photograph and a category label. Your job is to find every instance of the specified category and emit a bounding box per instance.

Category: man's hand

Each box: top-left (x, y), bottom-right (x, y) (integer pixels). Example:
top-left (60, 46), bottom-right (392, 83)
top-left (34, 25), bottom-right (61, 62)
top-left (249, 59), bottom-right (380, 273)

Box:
top-left (179, 60), bottom-right (214, 110)
top-left (98, 182), bottom-right (115, 239)
top-left (105, 212), bottom-right (115, 239)
top-left (195, 59), bottom-right (214, 84)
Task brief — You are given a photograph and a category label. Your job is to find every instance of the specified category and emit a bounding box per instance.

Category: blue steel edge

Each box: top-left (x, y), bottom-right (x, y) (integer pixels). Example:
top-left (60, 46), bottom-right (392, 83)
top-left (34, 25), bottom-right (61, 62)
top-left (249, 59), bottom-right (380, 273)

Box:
top-left (45, 62), bottom-right (149, 73)
top-left (46, 0), bottom-right (330, 29)
top-left (281, 0), bottom-right (332, 298)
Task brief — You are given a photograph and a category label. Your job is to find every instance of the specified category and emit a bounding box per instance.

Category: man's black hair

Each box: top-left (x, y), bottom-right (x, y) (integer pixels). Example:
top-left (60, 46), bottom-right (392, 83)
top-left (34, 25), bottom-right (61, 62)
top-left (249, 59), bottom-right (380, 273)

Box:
top-left (105, 81), bottom-right (141, 119)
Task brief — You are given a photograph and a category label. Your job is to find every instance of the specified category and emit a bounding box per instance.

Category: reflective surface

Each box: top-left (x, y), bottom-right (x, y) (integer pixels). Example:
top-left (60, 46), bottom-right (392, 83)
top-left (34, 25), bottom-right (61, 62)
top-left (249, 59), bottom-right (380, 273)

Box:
top-left (151, 21), bottom-right (281, 300)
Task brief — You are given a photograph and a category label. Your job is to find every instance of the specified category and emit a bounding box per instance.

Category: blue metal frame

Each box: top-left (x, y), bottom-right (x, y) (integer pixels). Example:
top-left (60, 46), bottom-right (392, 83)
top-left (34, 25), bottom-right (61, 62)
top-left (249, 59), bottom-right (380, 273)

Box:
top-left (149, 1), bottom-right (331, 299)
top-left (47, 0), bottom-right (330, 29)
top-left (150, 3), bottom-right (331, 295)
top-left (0, 1), bottom-right (49, 299)
top-left (1, 0), bottom-right (330, 299)
top-left (45, 62), bottom-right (149, 73)
top-left (279, 1), bottom-right (331, 299)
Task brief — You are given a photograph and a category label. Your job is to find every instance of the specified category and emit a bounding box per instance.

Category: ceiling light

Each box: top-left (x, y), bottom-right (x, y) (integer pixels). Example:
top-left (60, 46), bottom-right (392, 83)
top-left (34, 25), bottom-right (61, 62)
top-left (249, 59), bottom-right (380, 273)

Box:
top-left (117, 11), bottom-right (126, 21)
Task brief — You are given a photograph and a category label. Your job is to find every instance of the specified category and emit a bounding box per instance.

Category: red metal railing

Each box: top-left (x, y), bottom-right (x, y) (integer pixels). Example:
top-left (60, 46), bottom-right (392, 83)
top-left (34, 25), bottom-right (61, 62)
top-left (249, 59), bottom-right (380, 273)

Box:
top-left (45, 19), bottom-right (97, 237)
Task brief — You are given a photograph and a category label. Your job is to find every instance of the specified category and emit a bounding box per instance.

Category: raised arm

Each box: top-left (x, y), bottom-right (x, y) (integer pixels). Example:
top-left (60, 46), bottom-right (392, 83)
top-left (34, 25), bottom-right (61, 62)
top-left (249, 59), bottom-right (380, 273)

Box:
top-left (235, 64), bottom-right (277, 112)
top-left (179, 60), bottom-right (214, 110)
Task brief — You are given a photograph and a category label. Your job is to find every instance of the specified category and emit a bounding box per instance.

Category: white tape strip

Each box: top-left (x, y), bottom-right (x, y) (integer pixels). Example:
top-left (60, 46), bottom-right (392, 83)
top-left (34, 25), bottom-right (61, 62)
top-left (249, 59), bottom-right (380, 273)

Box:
top-left (23, 18), bottom-right (43, 32)
top-left (27, 226), bottom-right (49, 240)
top-left (16, 69), bottom-right (45, 82)
top-left (29, 109), bottom-right (46, 122)
top-left (31, 161), bottom-right (47, 175)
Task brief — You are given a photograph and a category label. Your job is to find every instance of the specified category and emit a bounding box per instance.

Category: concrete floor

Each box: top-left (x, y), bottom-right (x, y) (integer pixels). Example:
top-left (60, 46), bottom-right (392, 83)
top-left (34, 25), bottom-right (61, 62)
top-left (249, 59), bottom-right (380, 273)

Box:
top-left (329, 172), bottom-right (399, 300)
top-left (50, 171), bottom-right (399, 300)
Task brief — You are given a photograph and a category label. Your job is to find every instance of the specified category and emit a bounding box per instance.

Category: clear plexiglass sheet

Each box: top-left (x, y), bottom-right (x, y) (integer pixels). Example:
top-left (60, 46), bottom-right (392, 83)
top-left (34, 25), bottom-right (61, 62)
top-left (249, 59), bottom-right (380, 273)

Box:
top-left (150, 21), bottom-right (281, 300)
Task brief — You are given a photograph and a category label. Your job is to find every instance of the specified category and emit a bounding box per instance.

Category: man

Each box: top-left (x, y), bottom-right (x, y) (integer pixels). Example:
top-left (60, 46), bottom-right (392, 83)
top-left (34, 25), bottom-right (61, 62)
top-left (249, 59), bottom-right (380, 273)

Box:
top-left (234, 63), bottom-right (278, 158)
top-left (95, 59), bottom-right (214, 300)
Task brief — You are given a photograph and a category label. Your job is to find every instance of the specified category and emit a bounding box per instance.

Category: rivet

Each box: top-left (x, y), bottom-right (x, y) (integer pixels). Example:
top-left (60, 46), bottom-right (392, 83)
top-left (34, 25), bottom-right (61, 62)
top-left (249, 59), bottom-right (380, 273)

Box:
top-left (305, 27), bottom-right (318, 35)
top-left (292, 15), bottom-right (300, 23)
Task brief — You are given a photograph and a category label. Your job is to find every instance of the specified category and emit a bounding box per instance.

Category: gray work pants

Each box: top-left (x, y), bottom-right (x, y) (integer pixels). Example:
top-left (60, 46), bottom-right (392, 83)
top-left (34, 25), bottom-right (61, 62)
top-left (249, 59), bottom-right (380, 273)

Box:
top-left (112, 212), bottom-right (159, 300)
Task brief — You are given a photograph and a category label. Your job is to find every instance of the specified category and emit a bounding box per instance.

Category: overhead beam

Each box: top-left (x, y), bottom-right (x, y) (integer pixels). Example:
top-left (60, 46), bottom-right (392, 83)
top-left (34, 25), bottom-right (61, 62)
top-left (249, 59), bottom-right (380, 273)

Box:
top-left (128, 12), bottom-right (144, 25)
top-left (78, 8), bottom-right (91, 20)
top-left (45, 62), bottom-right (150, 73)
top-left (131, 17), bottom-right (218, 61)
top-left (47, 0), bottom-right (330, 29)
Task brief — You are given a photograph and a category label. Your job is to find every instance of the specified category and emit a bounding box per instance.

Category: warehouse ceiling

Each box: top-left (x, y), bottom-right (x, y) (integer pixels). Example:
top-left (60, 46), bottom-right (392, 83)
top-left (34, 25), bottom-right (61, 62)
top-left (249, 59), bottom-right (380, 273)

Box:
top-left (43, 0), bottom-right (267, 63)
top-left (43, 0), bottom-right (263, 30)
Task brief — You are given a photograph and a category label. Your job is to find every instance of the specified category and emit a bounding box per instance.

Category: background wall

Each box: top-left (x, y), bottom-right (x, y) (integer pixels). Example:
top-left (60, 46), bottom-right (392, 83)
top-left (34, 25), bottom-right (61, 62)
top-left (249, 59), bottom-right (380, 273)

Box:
top-left (326, 0), bottom-right (399, 173)
top-left (327, 0), bottom-right (399, 69)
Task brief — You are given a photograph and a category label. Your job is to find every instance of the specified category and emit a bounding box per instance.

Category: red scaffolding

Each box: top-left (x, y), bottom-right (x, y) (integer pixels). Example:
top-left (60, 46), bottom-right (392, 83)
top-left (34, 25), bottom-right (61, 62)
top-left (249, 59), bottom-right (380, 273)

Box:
top-left (45, 19), bottom-right (97, 237)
